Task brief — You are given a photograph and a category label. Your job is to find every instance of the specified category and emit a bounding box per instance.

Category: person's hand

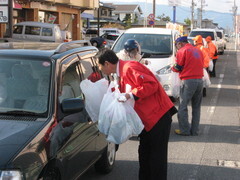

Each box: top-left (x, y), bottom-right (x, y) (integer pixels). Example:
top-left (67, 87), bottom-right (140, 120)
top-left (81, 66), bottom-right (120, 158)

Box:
top-left (144, 60), bottom-right (149, 65)
top-left (118, 93), bottom-right (130, 102)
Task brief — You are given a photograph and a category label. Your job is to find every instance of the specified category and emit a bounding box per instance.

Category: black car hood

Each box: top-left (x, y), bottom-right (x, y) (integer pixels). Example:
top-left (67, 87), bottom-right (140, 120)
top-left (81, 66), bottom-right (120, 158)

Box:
top-left (0, 120), bottom-right (44, 168)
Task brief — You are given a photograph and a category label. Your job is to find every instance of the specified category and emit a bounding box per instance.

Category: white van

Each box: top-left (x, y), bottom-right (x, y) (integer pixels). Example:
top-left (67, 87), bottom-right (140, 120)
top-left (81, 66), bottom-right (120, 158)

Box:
top-left (188, 28), bottom-right (222, 53)
top-left (12, 21), bottom-right (63, 42)
top-left (111, 27), bottom-right (180, 98)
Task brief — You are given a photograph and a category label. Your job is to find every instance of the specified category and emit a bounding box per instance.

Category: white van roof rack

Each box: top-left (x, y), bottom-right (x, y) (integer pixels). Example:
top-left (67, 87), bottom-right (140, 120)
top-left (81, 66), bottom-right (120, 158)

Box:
top-left (54, 40), bottom-right (92, 54)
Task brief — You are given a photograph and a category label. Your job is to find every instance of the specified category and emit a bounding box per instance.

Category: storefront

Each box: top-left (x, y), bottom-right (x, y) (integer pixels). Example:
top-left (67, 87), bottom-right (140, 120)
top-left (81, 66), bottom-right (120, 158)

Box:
top-left (0, 0), bottom-right (83, 40)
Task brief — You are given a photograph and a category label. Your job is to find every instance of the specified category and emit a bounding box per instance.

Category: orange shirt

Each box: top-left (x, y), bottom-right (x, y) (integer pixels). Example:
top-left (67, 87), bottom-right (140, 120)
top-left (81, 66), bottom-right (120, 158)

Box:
top-left (207, 41), bottom-right (218, 60)
top-left (196, 44), bottom-right (211, 68)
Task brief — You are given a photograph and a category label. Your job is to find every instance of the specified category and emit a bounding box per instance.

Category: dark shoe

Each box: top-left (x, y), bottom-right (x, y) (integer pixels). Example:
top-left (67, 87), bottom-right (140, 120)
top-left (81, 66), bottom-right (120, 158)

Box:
top-left (175, 129), bottom-right (190, 136)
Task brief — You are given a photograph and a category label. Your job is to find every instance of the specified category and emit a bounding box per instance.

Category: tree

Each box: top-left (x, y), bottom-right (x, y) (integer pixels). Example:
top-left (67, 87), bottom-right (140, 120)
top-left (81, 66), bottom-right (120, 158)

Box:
top-left (184, 18), bottom-right (191, 26)
top-left (122, 14), bottom-right (132, 28)
top-left (156, 13), bottom-right (171, 22)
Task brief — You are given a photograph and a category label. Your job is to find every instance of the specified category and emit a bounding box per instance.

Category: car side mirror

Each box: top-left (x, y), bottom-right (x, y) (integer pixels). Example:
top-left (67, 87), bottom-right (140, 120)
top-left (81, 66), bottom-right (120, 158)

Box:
top-left (61, 98), bottom-right (84, 114)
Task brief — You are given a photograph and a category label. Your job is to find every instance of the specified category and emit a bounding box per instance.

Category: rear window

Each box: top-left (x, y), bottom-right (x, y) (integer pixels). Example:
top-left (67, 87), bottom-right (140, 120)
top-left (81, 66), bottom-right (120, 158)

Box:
top-left (25, 26), bottom-right (41, 35)
top-left (13, 25), bottom-right (23, 34)
top-left (216, 32), bottom-right (222, 39)
top-left (112, 33), bottom-right (173, 56)
top-left (106, 35), bottom-right (118, 40)
top-left (189, 31), bottom-right (215, 40)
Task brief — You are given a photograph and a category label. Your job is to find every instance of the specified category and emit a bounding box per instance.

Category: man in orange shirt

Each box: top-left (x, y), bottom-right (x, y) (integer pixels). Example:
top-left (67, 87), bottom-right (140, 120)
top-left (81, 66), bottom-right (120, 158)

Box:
top-left (206, 36), bottom-right (218, 77)
top-left (193, 35), bottom-right (210, 97)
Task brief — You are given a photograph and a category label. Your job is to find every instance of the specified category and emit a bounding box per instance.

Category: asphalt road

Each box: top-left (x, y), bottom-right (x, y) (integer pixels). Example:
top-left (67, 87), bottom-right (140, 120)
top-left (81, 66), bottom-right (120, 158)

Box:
top-left (81, 41), bottom-right (240, 180)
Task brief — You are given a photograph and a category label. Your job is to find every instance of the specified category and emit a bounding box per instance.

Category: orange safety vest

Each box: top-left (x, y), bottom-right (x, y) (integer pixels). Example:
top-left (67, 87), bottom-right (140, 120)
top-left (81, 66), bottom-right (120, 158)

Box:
top-left (207, 41), bottom-right (218, 60)
top-left (196, 44), bottom-right (211, 68)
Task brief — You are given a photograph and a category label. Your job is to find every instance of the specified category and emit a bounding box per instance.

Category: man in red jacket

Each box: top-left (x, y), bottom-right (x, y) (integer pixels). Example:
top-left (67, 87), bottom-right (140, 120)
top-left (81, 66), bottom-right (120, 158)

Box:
top-left (97, 48), bottom-right (177, 180)
top-left (172, 36), bottom-right (204, 136)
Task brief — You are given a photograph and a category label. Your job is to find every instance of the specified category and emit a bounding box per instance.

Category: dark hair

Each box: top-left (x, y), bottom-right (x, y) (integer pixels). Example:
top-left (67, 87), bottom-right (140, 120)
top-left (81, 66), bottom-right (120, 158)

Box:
top-left (97, 48), bottom-right (119, 65)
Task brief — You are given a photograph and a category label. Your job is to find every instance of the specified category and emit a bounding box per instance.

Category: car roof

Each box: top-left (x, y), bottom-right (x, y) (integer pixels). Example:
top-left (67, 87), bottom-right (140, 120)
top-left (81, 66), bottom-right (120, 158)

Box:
top-left (191, 28), bottom-right (216, 32)
top-left (14, 21), bottom-right (59, 28)
top-left (124, 28), bottom-right (173, 35)
top-left (0, 41), bottom-right (98, 60)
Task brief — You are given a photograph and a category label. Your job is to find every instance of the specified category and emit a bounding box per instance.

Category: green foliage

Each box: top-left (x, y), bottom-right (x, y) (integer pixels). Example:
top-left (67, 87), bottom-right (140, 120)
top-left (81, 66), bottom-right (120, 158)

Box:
top-left (123, 14), bottom-right (132, 28)
top-left (184, 18), bottom-right (191, 26)
top-left (156, 13), bottom-right (171, 22)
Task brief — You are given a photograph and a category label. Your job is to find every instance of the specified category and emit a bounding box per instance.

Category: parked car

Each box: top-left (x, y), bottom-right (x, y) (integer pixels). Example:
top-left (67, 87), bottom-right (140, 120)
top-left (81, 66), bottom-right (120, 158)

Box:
top-left (90, 33), bottom-right (120, 48)
top-left (6, 21), bottom-right (68, 42)
top-left (224, 34), bottom-right (229, 42)
top-left (188, 28), bottom-right (224, 54)
top-left (0, 41), bottom-right (116, 180)
top-left (100, 28), bottom-right (120, 36)
top-left (216, 29), bottom-right (226, 53)
top-left (111, 28), bottom-right (180, 98)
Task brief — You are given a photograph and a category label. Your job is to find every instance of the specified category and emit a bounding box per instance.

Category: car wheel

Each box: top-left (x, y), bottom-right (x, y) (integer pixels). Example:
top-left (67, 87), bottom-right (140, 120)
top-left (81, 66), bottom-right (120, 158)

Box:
top-left (95, 142), bottom-right (116, 174)
top-left (92, 41), bottom-right (98, 47)
top-left (39, 166), bottom-right (61, 180)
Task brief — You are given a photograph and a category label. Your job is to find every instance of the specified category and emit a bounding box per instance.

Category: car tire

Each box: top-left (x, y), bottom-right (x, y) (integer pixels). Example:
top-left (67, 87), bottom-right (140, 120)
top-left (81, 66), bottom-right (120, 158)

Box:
top-left (39, 164), bottom-right (61, 180)
top-left (94, 142), bottom-right (116, 174)
top-left (92, 41), bottom-right (98, 47)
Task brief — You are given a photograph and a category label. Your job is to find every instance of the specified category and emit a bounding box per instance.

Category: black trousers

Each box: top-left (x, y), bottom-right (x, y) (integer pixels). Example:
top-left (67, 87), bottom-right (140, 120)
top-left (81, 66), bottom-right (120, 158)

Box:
top-left (138, 111), bottom-right (174, 180)
top-left (210, 59), bottom-right (217, 77)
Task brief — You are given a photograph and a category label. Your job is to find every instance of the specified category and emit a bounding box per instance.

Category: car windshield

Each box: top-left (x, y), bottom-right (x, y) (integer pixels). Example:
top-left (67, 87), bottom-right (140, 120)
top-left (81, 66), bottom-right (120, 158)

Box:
top-left (106, 34), bottom-right (119, 40)
top-left (189, 31), bottom-right (215, 40)
top-left (112, 33), bottom-right (173, 56)
top-left (216, 32), bottom-right (223, 38)
top-left (0, 59), bottom-right (51, 117)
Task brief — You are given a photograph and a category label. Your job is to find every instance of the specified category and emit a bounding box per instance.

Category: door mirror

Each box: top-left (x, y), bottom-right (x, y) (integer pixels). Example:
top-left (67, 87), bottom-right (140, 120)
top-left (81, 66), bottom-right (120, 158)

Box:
top-left (61, 98), bottom-right (84, 114)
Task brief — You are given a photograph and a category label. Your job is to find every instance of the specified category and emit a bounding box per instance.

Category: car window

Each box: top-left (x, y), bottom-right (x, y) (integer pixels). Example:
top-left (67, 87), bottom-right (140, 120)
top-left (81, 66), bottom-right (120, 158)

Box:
top-left (25, 26), bottom-right (41, 35)
top-left (189, 31), bottom-right (215, 40)
top-left (107, 35), bottom-right (118, 40)
top-left (0, 59), bottom-right (51, 116)
top-left (59, 62), bottom-right (83, 103)
top-left (79, 57), bottom-right (102, 82)
top-left (42, 27), bottom-right (53, 36)
top-left (216, 32), bottom-right (222, 39)
top-left (112, 33), bottom-right (173, 55)
top-left (13, 25), bottom-right (23, 34)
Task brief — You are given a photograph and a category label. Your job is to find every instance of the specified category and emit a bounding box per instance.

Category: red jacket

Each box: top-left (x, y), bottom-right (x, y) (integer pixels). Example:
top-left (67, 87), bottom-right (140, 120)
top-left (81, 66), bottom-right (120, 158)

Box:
top-left (172, 43), bottom-right (204, 80)
top-left (118, 60), bottom-right (174, 132)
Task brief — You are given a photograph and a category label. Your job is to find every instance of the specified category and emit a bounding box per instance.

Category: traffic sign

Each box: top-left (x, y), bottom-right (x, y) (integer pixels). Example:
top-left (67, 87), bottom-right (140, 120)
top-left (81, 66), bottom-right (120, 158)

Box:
top-left (148, 13), bottom-right (155, 20)
top-left (148, 20), bottom-right (155, 26)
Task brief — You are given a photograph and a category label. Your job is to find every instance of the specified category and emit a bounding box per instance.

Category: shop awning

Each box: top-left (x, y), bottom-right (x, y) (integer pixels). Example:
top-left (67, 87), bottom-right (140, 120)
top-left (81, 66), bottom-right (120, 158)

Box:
top-left (81, 13), bottom-right (94, 20)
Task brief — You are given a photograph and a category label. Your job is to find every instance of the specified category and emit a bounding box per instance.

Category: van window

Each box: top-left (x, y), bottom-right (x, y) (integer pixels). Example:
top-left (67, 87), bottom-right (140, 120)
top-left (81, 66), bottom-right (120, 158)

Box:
top-left (42, 28), bottom-right (53, 36)
top-left (25, 26), bottom-right (41, 35)
top-left (13, 25), bottom-right (23, 34)
top-left (189, 31), bottom-right (215, 40)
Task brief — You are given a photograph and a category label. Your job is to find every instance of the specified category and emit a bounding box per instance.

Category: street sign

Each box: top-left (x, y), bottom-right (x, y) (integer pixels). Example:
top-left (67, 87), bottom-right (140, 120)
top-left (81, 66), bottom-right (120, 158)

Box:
top-left (148, 20), bottom-right (155, 26)
top-left (0, 0), bottom-right (8, 5)
top-left (0, 6), bottom-right (8, 23)
top-left (148, 13), bottom-right (155, 20)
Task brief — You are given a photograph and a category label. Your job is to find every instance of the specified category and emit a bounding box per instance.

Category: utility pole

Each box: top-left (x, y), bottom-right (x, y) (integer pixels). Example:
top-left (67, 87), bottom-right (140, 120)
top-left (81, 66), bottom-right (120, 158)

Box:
top-left (233, 0), bottom-right (238, 50)
top-left (153, 0), bottom-right (156, 18)
top-left (191, 0), bottom-right (195, 30)
top-left (200, 0), bottom-right (203, 28)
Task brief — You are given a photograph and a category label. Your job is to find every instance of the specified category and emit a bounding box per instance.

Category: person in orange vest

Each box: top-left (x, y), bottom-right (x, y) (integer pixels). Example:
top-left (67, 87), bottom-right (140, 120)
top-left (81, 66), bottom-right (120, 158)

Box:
top-left (193, 35), bottom-right (211, 97)
top-left (206, 36), bottom-right (218, 77)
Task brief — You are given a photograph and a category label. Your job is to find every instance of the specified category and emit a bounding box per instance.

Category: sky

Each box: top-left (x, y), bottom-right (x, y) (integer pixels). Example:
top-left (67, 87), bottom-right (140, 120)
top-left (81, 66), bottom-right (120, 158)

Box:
top-left (102, 0), bottom-right (240, 14)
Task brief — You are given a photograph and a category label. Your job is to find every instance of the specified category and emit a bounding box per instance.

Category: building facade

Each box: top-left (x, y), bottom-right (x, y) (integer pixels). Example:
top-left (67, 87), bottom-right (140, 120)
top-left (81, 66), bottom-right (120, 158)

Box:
top-left (0, 0), bottom-right (98, 40)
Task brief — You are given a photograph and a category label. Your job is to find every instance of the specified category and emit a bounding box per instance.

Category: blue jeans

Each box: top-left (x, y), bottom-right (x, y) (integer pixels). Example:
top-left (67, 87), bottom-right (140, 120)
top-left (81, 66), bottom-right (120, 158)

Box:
top-left (177, 79), bottom-right (203, 135)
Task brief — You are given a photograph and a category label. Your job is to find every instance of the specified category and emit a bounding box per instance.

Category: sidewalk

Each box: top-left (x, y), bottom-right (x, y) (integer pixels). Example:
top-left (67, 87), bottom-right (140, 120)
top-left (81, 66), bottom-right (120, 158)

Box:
top-left (168, 43), bottom-right (240, 179)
